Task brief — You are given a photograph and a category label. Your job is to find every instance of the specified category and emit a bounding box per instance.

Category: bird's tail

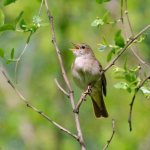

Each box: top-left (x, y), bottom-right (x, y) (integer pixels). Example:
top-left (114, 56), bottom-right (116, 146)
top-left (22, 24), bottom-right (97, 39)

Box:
top-left (91, 94), bottom-right (108, 118)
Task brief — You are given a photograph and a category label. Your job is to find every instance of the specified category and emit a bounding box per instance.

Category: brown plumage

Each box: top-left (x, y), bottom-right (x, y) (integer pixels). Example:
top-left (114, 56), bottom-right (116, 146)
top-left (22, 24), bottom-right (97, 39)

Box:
top-left (71, 43), bottom-right (108, 118)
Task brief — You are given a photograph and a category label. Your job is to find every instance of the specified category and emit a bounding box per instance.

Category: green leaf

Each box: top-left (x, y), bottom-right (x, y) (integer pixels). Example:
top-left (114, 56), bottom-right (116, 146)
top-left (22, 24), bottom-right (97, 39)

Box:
top-left (0, 9), bottom-right (5, 26)
top-left (4, 0), bottom-right (17, 6)
top-left (107, 48), bottom-right (117, 62)
top-left (140, 86), bottom-right (150, 94)
top-left (96, 0), bottom-right (110, 4)
top-left (0, 48), bottom-right (4, 58)
top-left (91, 18), bottom-right (104, 27)
top-left (102, 12), bottom-right (109, 23)
top-left (15, 11), bottom-right (24, 25)
top-left (115, 30), bottom-right (125, 48)
top-left (10, 48), bottom-right (15, 59)
top-left (19, 19), bottom-right (27, 30)
top-left (0, 24), bottom-right (15, 32)
top-left (114, 82), bottom-right (129, 90)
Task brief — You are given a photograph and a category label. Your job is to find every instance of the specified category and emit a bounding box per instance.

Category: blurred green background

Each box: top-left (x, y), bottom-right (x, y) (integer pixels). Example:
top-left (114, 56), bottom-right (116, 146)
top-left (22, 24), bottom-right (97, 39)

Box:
top-left (0, 0), bottom-right (150, 149)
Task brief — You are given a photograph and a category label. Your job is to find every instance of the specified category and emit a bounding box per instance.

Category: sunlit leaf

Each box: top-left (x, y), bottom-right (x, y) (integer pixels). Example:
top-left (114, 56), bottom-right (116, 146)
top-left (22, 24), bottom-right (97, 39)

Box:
top-left (114, 82), bottom-right (129, 90)
top-left (0, 9), bottom-right (5, 26)
top-left (140, 86), bottom-right (150, 94)
top-left (115, 30), bottom-right (125, 48)
top-left (96, 0), bottom-right (110, 4)
top-left (91, 18), bottom-right (104, 27)
top-left (0, 48), bottom-right (4, 58)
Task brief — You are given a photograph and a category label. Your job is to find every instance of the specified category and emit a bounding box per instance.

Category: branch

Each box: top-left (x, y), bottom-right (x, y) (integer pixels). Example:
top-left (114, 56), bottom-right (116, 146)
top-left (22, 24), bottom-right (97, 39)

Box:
top-left (128, 75), bottom-right (150, 131)
top-left (73, 85), bottom-right (92, 113)
top-left (54, 78), bottom-right (69, 97)
top-left (102, 119), bottom-right (115, 150)
top-left (104, 24), bottom-right (150, 72)
top-left (44, 1), bottom-right (86, 149)
top-left (123, 0), bottom-right (150, 69)
top-left (1, 68), bottom-right (78, 140)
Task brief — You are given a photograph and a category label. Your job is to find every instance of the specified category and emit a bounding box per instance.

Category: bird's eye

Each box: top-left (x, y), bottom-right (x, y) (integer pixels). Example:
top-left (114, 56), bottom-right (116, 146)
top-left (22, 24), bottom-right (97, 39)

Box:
top-left (81, 45), bottom-right (85, 49)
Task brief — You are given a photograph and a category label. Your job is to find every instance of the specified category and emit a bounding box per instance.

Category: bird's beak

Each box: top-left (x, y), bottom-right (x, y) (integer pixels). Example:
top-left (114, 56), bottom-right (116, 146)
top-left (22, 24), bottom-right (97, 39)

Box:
top-left (70, 43), bottom-right (80, 51)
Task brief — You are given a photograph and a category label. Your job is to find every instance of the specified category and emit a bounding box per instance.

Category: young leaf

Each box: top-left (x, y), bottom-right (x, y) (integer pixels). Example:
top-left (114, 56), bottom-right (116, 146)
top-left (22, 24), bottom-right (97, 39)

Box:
top-left (91, 18), bottom-right (104, 27)
top-left (10, 48), bottom-right (15, 59)
top-left (96, 0), bottom-right (110, 4)
top-left (107, 48), bottom-right (117, 62)
top-left (4, 0), bottom-right (17, 6)
top-left (115, 30), bottom-right (125, 48)
top-left (0, 9), bottom-right (5, 26)
top-left (114, 82), bottom-right (129, 90)
top-left (0, 48), bottom-right (4, 58)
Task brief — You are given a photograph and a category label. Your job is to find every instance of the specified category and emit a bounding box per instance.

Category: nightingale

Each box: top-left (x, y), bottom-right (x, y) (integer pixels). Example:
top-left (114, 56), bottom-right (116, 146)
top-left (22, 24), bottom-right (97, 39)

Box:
top-left (71, 43), bottom-right (108, 118)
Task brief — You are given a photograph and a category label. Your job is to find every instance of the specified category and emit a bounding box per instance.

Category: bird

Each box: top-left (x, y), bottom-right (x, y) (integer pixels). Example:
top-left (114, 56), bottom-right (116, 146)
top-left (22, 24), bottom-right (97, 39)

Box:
top-left (71, 43), bottom-right (108, 118)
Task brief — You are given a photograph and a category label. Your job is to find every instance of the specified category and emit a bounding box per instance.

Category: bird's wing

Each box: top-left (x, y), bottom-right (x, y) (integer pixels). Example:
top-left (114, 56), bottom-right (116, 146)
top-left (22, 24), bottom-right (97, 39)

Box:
top-left (102, 73), bottom-right (107, 96)
top-left (98, 63), bottom-right (107, 96)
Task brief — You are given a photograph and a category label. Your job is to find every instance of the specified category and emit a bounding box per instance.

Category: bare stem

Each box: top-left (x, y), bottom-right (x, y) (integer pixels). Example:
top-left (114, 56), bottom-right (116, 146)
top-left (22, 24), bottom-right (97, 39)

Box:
top-left (44, 0), bottom-right (86, 149)
top-left (128, 76), bottom-right (150, 131)
top-left (54, 78), bottom-right (69, 97)
top-left (102, 119), bottom-right (115, 150)
top-left (1, 69), bottom-right (78, 140)
top-left (15, 41), bottom-right (29, 82)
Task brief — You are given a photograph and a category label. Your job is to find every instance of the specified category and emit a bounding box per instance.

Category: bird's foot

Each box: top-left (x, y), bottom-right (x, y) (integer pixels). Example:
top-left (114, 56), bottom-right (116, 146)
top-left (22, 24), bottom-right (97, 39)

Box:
top-left (73, 108), bottom-right (79, 114)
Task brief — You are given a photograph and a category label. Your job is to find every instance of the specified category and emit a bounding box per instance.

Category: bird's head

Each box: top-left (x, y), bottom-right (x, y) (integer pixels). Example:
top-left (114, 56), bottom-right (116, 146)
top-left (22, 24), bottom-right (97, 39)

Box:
top-left (70, 43), bottom-right (93, 57)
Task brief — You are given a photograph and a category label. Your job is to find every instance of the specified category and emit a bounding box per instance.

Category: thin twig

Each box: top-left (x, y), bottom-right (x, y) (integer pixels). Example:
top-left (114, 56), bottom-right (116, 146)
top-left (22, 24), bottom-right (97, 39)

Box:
top-left (104, 24), bottom-right (150, 72)
top-left (15, 42), bottom-right (29, 81)
top-left (54, 78), bottom-right (69, 97)
top-left (128, 75), bottom-right (150, 131)
top-left (102, 119), bottom-right (115, 150)
top-left (15, 0), bottom-right (44, 82)
top-left (73, 85), bottom-right (92, 113)
top-left (38, 0), bottom-right (44, 16)
top-left (44, 1), bottom-right (86, 149)
top-left (1, 68), bottom-right (78, 140)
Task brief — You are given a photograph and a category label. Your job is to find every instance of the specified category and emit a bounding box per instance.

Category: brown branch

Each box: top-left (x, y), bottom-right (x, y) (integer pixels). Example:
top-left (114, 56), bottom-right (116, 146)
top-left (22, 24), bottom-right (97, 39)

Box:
top-left (73, 85), bottom-right (92, 113)
top-left (104, 24), bottom-right (150, 72)
top-left (102, 119), bottom-right (115, 150)
top-left (128, 75), bottom-right (150, 131)
top-left (44, 1), bottom-right (86, 149)
top-left (1, 69), bottom-right (78, 140)
top-left (124, 0), bottom-right (150, 69)
top-left (54, 78), bottom-right (69, 97)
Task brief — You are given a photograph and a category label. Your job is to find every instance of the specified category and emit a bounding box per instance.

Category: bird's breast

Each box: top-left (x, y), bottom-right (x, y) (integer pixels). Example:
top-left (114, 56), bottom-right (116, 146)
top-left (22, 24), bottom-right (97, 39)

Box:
top-left (72, 56), bottom-right (100, 89)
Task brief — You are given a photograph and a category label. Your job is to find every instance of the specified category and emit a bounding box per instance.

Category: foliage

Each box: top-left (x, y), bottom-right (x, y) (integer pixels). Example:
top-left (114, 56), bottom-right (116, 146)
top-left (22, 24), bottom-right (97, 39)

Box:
top-left (0, 0), bottom-right (150, 150)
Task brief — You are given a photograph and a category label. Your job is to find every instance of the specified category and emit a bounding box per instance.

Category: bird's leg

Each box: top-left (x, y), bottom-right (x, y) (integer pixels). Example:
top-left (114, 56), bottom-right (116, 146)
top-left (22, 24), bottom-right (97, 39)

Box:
top-left (73, 84), bottom-right (92, 114)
